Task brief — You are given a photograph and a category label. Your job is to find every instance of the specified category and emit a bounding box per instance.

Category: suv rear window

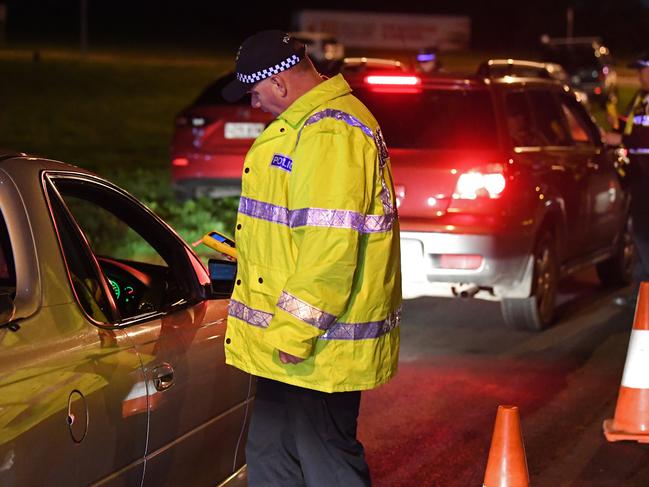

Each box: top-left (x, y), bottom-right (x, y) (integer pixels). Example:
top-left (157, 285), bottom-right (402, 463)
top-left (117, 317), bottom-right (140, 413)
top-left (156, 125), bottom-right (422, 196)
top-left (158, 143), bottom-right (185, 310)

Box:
top-left (354, 88), bottom-right (498, 149)
top-left (192, 73), bottom-right (250, 107)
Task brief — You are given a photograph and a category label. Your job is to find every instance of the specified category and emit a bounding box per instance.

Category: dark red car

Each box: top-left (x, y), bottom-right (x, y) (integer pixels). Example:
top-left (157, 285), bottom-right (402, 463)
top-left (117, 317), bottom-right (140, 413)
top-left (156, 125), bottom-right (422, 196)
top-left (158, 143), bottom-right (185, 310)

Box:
top-left (171, 72), bottom-right (273, 199)
top-left (170, 60), bottom-right (404, 200)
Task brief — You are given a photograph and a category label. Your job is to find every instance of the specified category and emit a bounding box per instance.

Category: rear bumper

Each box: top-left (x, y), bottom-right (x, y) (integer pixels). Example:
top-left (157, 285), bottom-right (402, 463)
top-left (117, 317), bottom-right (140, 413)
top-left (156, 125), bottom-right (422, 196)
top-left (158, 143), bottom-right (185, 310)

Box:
top-left (173, 178), bottom-right (241, 199)
top-left (400, 230), bottom-right (534, 300)
top-left (171, 151), bottom-right (245, 198)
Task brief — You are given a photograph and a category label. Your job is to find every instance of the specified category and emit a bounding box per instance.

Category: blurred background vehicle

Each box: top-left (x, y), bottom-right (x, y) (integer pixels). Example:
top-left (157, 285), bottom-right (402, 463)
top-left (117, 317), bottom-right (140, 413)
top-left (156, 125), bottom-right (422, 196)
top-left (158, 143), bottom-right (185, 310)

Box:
top-left (539, 36), bottom-right (618, 108)
top-left (0, 152), bottom-right (251, 486)
top-left (349, 70), bottom-right (631, 331)
top-left (339, 57), bottom-right (405, 74)
top-left (171, 57), bottom-right (403, 201)
top-left (288, 31), bottom-right (345, 76)
top-left (476, 58), bottom-right (590, 106)
top-left (171, 71), bottom-right (272, 200)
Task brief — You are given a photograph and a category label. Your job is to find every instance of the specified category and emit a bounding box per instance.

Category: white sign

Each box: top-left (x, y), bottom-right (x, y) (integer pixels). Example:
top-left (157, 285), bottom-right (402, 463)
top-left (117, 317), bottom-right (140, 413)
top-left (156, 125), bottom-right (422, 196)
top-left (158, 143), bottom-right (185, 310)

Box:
top-left (295, 9), bottom-right (470, 51)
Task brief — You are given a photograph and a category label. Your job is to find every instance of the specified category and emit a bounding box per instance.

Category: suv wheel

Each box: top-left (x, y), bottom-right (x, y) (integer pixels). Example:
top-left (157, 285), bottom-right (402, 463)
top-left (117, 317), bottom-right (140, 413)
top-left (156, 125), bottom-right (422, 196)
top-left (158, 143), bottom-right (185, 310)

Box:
top-left (596, 216), bottom-right (634, 287)
top-left (501, 232), bottom-right (559, 331)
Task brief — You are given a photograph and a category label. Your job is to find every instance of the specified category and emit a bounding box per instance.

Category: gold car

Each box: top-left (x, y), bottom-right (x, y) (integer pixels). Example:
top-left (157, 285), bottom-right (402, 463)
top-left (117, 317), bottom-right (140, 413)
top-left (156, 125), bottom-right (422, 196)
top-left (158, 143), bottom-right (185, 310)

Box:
top-left (0, 153), bottom-right (251, 486)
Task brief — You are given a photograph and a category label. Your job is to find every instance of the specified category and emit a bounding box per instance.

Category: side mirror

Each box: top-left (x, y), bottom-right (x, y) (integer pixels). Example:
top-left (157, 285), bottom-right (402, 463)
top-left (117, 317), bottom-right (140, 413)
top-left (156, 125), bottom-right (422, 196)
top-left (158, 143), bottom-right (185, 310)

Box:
top-left (208, 259), bottom-right (237, 299)
top-left (0, 293), bottom-right (15, 325)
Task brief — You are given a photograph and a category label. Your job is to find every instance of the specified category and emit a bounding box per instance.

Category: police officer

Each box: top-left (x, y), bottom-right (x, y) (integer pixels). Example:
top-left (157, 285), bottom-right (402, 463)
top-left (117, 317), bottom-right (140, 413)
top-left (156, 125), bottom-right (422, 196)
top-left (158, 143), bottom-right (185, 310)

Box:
top-left (415, 46), bottom-right (442, 73)
top-left (604, 52), bottom-right (649, 305)
top-left (221, 30), bottom-right (401, 486)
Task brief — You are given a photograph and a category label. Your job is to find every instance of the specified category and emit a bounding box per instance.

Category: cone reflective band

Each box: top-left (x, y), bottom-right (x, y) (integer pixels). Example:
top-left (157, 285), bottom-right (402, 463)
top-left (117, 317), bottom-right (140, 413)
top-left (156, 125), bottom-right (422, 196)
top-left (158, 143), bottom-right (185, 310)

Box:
top-left (201, 231), bottom-right (237, 259)
top-left (603, 282), bottom-right (649, 442)
top-left (483, 405), bottom-right (529, 487)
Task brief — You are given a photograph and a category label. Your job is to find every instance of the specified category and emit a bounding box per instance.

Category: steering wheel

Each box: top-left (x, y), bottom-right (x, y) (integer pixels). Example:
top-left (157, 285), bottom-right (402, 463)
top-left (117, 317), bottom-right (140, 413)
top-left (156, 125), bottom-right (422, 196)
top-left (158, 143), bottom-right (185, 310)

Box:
top-left (98, 258), bottom-right (161, 317)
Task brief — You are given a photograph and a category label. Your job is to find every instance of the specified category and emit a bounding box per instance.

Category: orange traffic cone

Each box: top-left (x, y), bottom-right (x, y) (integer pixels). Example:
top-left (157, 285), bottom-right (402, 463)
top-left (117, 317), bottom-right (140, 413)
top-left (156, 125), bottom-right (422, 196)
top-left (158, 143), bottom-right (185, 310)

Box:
top-left (483, 405), bottom-right (530, 487)
top-left (603, 281), bottom-right (649, 443)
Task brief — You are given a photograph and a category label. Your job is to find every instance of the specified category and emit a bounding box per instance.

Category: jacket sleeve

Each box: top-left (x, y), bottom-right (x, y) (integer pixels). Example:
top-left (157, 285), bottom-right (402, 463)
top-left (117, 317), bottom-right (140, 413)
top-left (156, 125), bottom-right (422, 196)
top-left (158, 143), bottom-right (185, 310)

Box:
top-left (263, 125), bottom-right (377, 358)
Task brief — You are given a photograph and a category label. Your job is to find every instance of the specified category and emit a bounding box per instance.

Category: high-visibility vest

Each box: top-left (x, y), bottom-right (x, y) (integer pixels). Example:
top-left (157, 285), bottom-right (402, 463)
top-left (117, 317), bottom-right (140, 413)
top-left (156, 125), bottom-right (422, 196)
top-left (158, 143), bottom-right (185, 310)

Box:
top-left (225, 75), bottom-right (401, 393)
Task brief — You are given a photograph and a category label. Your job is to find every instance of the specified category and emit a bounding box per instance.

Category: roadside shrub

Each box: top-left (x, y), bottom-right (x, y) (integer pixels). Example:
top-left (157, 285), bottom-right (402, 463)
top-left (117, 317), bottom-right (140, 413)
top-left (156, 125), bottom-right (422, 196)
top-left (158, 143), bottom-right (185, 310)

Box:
top-left (103, 167), bottom-right (239, 260)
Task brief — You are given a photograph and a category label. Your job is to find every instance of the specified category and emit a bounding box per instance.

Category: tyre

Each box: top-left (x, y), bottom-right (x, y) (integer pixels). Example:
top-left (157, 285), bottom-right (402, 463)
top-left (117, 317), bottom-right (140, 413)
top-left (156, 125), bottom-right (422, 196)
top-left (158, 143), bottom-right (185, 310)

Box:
top-left (596, 216), bottom-right (634, 287)
top-left (501, 232), bottom-right (559, 331)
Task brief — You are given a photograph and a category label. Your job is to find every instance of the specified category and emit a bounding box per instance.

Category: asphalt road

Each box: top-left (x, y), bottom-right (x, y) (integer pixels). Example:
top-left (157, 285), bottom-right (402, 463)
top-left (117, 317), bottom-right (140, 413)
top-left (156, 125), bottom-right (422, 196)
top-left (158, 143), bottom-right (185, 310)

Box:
top-left (358, 269), bottom-right (649, 486)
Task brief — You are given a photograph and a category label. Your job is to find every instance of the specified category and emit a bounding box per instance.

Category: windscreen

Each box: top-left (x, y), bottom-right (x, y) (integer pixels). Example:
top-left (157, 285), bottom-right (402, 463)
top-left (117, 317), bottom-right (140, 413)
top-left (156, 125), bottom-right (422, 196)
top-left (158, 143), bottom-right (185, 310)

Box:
top-left (354, 88), bottom-right (498, 149)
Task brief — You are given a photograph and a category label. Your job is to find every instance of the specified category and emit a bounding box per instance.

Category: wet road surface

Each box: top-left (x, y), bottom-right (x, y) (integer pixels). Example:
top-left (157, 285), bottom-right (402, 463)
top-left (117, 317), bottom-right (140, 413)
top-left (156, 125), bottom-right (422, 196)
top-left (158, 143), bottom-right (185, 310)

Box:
top-left (359, 270), bottom-right (649, 486)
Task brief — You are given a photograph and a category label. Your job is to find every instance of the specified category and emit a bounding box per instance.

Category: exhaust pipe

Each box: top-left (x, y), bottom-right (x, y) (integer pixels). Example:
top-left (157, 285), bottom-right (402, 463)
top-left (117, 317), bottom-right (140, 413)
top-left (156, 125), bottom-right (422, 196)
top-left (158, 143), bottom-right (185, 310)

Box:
top-left (452, 285), bottom-right (481, 298)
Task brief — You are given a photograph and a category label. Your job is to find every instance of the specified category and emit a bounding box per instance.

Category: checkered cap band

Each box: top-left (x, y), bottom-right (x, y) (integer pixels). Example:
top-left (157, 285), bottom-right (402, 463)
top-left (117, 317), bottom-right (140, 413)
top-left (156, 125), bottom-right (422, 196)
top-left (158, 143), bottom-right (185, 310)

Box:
top-left (236, 54), bottom-right (301, 84)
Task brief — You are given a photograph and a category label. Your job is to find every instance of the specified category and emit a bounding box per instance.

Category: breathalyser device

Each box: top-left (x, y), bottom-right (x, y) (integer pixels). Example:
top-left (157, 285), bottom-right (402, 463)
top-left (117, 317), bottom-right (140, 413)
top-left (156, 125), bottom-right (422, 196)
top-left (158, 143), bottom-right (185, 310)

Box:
top-left (195, 230), bottom-right (237, 259)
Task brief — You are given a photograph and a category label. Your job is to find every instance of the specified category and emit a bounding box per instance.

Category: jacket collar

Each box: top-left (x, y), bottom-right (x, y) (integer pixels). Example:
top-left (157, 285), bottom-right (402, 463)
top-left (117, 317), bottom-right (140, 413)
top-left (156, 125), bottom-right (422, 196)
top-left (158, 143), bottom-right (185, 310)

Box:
top-left (279, 74), bottom-right (352, 128)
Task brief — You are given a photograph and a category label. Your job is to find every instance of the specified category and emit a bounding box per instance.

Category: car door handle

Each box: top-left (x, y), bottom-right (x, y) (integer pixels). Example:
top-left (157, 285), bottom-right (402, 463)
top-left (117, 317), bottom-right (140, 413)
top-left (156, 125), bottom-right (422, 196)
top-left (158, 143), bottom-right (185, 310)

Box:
top-left (152, 363), bottom-right (174, 391)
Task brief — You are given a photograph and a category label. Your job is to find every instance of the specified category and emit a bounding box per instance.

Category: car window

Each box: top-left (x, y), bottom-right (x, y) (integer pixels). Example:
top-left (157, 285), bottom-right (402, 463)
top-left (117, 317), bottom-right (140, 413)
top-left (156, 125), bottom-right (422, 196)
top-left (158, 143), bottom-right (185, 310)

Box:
top-left (527, 90), bottom-right (572, 147)
top-left (0, 210), bottom-right (16, 298)
top-left (504, 91), bottom-right (543, 147)
top-left (48, 177), bottom-right (198, 322)
top-left (559, 93), bottom-right (599, 145)
top-left (48, 191), bottom-right (114, 323)
top-left (354, 88), bottom-right (498, 149)
top-left (192, 73), bottom-right (250, 107)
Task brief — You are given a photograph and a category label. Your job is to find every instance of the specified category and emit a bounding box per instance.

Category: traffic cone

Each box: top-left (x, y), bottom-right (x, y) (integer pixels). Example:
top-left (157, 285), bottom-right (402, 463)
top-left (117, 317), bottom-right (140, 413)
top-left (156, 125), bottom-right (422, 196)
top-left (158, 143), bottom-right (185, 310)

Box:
top-left (483, 405), bottom-right (530, 487)
top-left (603, 281), bottom-right (649, 443)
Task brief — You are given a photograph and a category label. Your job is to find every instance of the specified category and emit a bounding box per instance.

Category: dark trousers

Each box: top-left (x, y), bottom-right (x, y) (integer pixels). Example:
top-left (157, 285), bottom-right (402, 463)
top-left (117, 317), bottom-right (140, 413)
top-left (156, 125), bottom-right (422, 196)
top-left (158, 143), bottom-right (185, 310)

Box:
top-left (246, 377), bottom-right (371, 487)
top-left (630, 156), bottom-right (649, 285)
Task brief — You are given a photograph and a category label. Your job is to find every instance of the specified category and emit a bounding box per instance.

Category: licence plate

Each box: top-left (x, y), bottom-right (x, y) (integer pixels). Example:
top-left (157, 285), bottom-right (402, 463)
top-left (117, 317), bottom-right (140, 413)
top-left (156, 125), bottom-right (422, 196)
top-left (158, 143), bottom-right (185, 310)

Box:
top-left (224, 122), bottom-right (264, 139)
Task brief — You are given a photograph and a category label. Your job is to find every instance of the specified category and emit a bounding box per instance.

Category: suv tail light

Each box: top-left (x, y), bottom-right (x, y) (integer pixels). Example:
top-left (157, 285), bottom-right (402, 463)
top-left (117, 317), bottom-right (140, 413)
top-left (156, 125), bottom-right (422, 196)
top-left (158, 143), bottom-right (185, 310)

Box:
top-left (453, 164), bottom-right (506, 200)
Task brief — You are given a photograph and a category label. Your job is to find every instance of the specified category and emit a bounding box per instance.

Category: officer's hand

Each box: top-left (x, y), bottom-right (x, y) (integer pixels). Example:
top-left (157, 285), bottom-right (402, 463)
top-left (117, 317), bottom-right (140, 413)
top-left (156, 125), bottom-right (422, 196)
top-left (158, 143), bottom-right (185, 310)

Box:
top-left (278, 350), bottom-right (305, 364)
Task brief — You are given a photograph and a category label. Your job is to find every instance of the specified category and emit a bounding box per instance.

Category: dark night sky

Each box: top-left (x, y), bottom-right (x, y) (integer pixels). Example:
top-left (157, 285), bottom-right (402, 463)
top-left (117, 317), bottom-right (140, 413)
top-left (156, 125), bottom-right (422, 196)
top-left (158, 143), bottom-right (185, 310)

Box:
top-left (4, 0), bottom-right (649, 53)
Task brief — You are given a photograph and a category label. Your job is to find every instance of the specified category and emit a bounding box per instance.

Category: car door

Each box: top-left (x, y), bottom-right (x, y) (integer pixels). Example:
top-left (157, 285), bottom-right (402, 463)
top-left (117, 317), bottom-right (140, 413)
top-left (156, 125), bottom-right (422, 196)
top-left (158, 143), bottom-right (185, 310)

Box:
top-left (0, 179), bottom-right (147, 486)
top-left (527, 88), bottom-right (592, 262)
top-left (557, 92), bottom-right (626, 252)
top-left (47, 174), bottom-right (252, 486)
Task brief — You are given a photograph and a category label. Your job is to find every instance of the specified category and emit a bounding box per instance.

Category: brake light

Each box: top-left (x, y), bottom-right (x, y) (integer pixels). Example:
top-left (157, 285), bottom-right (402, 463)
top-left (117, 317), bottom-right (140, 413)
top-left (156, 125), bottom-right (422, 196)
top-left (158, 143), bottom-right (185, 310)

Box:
top-left (453, 165), bottom-right (506, 199)
top-left (364, 75), bottom-right (422, 94)
top-left (365, 75), bottom-right (421, 86)
top-left (172, 157), bottom-right (189, 167)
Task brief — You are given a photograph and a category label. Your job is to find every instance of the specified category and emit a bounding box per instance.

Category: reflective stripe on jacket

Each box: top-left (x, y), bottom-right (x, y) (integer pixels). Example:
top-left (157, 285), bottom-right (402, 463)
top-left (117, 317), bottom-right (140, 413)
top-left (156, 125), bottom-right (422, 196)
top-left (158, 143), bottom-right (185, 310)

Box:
top-left (225, 74), bottom-right (401, 393)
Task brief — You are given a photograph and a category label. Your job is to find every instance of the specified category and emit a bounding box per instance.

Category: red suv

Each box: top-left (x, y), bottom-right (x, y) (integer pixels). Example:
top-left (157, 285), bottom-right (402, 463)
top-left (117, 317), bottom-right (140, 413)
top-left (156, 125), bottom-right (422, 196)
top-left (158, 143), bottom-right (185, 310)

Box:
top-left (355, 71), bottom-right (631, 330)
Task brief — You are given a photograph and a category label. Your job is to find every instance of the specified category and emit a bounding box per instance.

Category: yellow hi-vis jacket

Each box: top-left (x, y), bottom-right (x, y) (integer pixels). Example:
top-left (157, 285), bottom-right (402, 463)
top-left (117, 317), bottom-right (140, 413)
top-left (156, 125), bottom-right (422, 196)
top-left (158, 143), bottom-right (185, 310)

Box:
top-left (225, 74), bottom-right (401, 393)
